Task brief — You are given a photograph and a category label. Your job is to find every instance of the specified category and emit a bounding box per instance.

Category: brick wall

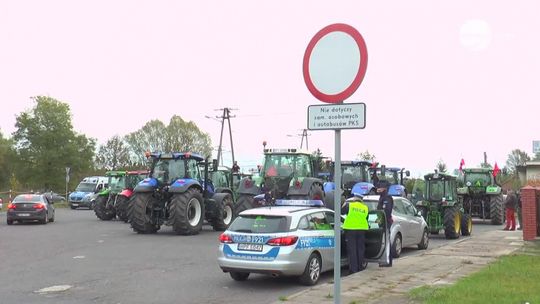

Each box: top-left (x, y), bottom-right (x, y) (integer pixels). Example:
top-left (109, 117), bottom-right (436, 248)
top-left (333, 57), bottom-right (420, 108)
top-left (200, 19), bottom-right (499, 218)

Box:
top-left (521, 186), bottom-right (539, 241)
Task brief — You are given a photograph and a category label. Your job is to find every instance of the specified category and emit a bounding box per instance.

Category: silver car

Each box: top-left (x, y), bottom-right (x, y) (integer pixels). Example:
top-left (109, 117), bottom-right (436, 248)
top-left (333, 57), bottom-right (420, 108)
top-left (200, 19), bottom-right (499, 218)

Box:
top-left (218, 200), bottom-right (390, 285)
top-left (362, 195), bottom-right (429, 258)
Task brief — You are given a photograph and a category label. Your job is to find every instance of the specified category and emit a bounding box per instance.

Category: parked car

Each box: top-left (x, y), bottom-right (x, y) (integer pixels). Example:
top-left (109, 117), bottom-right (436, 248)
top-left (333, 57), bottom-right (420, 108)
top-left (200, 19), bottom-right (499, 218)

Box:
top-left (217, 199), bottom-right (389, 285)
top-left (362, 195), bottom-right (429, 257)
top-left (6, 193), bottom-right (56, 225)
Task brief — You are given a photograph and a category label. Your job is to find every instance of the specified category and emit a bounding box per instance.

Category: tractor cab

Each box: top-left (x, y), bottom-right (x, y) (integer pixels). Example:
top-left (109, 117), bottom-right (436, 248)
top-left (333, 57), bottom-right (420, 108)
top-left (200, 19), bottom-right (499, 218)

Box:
top-left (323, 160), bottom-right (374, 198)
top-left (260, 149), bottom-right (319, 200)
top-left (369, 166), bottom-right (410, 197)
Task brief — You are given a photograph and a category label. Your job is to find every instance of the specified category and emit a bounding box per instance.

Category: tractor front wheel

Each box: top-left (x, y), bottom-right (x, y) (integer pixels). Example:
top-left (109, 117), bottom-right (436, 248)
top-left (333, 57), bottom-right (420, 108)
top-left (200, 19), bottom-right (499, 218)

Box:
top-left (130, 193), bottom-right (160, 234)
top-left (169, 188), bottom-right (205, 235)
top-left (461, 213), bottom-right (473, 236)
top-left (94, 196), bottom-right (115, 221)
top-left (444, 206), bottom-right (461, 239)
top-left (211, 194), bottom-right (235, 231)
top-left (490, 194), bottom-right (504, 225)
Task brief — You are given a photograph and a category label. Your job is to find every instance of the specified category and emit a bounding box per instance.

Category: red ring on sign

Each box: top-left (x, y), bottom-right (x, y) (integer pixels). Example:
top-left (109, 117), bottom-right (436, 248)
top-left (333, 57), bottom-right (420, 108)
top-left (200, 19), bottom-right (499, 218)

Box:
top-left (303, 23), bottom-right (368, 104)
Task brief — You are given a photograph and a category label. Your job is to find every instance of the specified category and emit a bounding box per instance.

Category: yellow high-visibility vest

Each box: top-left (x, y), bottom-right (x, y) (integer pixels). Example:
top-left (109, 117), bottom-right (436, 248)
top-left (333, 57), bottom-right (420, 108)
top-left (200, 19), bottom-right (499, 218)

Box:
top-left (343, 201), bottom-right (369, 230)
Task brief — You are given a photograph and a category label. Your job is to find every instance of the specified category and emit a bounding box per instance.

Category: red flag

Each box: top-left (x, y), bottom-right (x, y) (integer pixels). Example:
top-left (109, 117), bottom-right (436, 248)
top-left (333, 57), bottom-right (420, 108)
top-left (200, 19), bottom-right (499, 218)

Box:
top-left (493, 162), bottom-right (500, 177)
top-left (459, 159), bottom-right (465, 172)
top-left (371, 161), bottom-right (378, 169)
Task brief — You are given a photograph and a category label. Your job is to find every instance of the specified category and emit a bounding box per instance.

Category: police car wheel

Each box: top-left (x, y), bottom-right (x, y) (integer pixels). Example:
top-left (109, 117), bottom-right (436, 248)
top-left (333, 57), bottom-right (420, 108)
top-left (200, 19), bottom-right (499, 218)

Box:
top-left (299, 253), bottom-right (321, 286)
top-left (392, 234), bottom-right (402, 258)
top-left (418, 228), bottom-right (429, 250)
top-left (229, 271), bottom-right (250, 281)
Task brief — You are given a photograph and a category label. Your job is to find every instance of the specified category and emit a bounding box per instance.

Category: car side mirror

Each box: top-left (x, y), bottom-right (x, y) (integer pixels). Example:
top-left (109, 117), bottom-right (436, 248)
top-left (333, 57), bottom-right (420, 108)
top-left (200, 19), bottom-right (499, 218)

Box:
top-left (416, 210), bottom-right (422, 217)
top-left (405, 170), bottom-right (410, 177)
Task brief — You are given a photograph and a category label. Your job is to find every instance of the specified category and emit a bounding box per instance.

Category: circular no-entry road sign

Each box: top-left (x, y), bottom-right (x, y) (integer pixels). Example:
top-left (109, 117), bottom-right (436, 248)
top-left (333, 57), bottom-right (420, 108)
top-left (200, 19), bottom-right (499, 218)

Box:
top-left (303, 23), bottom-right (368, 103)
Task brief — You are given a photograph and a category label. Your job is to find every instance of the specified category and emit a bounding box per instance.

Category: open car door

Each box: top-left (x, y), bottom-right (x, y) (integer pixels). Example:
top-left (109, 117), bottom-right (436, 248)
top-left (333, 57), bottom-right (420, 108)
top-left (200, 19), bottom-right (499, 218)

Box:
top-left (365, 210), bottom-right (388, 263)
top-left (339, 210), bottom-right (388, 266)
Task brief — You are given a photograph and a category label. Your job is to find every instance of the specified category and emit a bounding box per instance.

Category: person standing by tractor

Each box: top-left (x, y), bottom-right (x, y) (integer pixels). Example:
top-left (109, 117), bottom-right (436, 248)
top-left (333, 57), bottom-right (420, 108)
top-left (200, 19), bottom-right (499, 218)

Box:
top-left (377, 181), bottom-right (394, 267)
top-left (342, 194), bottom-right (369, 274)
top-left (232, 161), bottom-right (240, 173)
top-left (504, 190), bottom-right (517, 231)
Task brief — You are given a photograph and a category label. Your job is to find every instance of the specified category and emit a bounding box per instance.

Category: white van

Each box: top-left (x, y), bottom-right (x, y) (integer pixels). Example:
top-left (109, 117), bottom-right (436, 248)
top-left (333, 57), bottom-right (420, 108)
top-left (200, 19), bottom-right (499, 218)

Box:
top-left (68, 176), bottom-right (108, 209)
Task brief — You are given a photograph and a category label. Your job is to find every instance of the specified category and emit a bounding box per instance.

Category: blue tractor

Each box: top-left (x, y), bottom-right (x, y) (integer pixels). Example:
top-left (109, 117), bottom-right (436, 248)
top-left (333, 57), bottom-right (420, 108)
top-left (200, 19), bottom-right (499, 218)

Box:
top-left (323, 160), bottom-right (377, 210)
top-left (369, 166), bottom-right (410, 197)
top-left (129, 152), bottom-right (234, 235)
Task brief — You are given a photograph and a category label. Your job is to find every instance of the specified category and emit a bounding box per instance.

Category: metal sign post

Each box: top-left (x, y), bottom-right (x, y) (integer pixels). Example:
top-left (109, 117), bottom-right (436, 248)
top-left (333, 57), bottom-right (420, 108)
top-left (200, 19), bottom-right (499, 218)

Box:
top-left (333, 125), bottom-right (342, 302)
top-left (65, 167), bottom-right (70, 201)
top-left (303, 23), bottom-right (368, 304)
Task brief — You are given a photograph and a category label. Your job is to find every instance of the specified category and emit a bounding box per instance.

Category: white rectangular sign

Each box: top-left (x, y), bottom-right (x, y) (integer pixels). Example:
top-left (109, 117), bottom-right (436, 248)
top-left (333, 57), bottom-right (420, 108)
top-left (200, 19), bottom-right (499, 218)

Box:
top-left (307, 103), bottom-right (366, 130)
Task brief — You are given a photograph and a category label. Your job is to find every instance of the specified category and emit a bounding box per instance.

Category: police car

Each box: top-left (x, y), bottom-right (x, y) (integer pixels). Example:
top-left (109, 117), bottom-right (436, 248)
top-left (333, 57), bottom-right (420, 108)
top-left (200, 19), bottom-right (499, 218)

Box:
top-left (217, 199), bottom-right (389, 285)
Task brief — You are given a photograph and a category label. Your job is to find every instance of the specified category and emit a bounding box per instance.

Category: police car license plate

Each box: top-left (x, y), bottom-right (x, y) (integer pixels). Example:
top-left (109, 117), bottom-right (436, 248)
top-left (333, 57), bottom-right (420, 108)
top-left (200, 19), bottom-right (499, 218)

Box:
top-left (238, 243), bottom-right (263, 252)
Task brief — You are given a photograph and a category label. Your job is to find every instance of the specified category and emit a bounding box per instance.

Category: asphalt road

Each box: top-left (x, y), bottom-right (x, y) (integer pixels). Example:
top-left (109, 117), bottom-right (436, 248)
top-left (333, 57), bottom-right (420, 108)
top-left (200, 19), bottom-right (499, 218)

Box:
top-left (0, 209), bottom-right (503, 304)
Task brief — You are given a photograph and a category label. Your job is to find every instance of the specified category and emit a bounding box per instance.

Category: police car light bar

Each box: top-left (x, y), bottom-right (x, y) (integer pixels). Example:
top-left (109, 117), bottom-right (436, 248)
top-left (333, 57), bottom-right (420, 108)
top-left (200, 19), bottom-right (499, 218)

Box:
top-left (274, 199), bottom-right (324, 207)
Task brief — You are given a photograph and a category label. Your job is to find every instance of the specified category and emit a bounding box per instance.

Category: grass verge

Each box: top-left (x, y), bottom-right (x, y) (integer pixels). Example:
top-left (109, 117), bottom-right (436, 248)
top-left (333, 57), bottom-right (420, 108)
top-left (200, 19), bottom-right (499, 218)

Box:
top-left (409, 243), bottom-right (540, 304)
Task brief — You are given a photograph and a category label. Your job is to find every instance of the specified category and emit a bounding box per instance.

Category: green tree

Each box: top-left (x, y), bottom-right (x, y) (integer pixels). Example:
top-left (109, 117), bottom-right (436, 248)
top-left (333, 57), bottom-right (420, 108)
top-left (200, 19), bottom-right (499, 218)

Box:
top-left (356, 150), bottom-right (376, 162)
top-left (12, 96), bottom-right (96, 192)
top-left (126, 115), bottom-right (212, 166)
top-left (0, 130), bottom-right (15, 189)
top-left (95, 135), bottom-right (132, 170)
top-left (436, 159), bottom-right (447, 173)
top-left (506, 149), bottom-right (530, 173)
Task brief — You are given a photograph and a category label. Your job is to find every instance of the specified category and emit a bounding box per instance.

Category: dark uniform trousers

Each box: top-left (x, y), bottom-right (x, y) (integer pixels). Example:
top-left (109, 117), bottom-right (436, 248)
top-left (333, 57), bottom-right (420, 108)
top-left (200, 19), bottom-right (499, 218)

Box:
top-left (345, 229), bottom-right (366, 273)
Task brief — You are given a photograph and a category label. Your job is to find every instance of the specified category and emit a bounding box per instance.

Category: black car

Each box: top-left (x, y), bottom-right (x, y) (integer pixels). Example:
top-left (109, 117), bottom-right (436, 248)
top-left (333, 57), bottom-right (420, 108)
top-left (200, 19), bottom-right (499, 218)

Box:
top-left (6, 194), bottom-right (56, 225)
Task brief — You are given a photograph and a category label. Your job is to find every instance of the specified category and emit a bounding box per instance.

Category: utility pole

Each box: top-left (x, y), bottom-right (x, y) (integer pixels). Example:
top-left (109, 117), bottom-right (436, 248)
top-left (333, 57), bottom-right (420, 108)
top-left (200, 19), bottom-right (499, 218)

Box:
top-left (287, 129), bottom-right (310, 150)
top-left (214, 108), bottom-right (237, 167)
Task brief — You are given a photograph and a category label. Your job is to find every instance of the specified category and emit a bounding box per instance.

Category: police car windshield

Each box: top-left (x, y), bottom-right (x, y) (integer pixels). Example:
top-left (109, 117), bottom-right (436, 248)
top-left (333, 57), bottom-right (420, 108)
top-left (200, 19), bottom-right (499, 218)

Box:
top-left (228, 215), bottom-right (290, 233)
top-left (76, 182), bottom-right (97, 192)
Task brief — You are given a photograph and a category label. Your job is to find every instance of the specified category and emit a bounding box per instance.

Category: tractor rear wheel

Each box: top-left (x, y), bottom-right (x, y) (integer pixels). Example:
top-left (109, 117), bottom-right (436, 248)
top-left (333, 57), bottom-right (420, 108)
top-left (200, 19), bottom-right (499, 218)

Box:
top-left (115, 195), bottom-right (129, 222)
top-left (94, 196), bottom-right (115, 221)
top-left (235, 195), bottom-right (255, 217)
top-left (444, 206), bottom-right (461, 239)
top-left (125, 196), bottom-right (135, 223)
top-left (130, 193), bottom-right (160, 234)
top-left (461, 213), bottom-right (472, 236)
top-left (211, 194), bottom-right (235, 231)
top-left (169, 188), bottom-right (205, 235)
top-left (490, 194), bottom-right (504, 225)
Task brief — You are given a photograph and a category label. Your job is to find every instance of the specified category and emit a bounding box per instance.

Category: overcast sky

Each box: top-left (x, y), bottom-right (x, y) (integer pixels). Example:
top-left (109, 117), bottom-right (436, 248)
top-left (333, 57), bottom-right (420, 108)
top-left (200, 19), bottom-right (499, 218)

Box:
top-left (1, 0), bottom-right (539, 176)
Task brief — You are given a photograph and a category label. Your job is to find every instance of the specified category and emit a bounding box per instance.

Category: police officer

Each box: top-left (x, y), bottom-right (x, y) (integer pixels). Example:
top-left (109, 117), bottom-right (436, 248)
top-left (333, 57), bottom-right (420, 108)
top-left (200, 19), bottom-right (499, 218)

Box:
top-left (342, 194), bottom-right (369, 274)
top-left (377, 180), bottom-right (394, 267)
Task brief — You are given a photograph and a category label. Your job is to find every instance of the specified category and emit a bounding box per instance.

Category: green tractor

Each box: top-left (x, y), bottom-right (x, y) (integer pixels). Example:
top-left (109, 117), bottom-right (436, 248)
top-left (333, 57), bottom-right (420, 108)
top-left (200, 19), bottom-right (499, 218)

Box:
top-left (416, 172), bottom-right (472, 239)
top-left (93, 170), bottom-right (147, 221)
top-left (457, 168), bottom-right (504, 225)
top-left (235, 148), bottom-right (325, 215)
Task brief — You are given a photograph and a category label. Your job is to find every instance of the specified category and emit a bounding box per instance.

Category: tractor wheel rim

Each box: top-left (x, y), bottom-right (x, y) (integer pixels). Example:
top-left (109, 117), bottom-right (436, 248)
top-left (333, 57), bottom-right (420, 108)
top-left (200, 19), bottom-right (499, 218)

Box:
top-left (454, 213), bottom-right (460, 234)
top-left (223, 205), bottom-right (233, 225)
top-left (309, 258), bottom-right (320, 282)
top-left (187, 198), bottom-right (202, 226)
